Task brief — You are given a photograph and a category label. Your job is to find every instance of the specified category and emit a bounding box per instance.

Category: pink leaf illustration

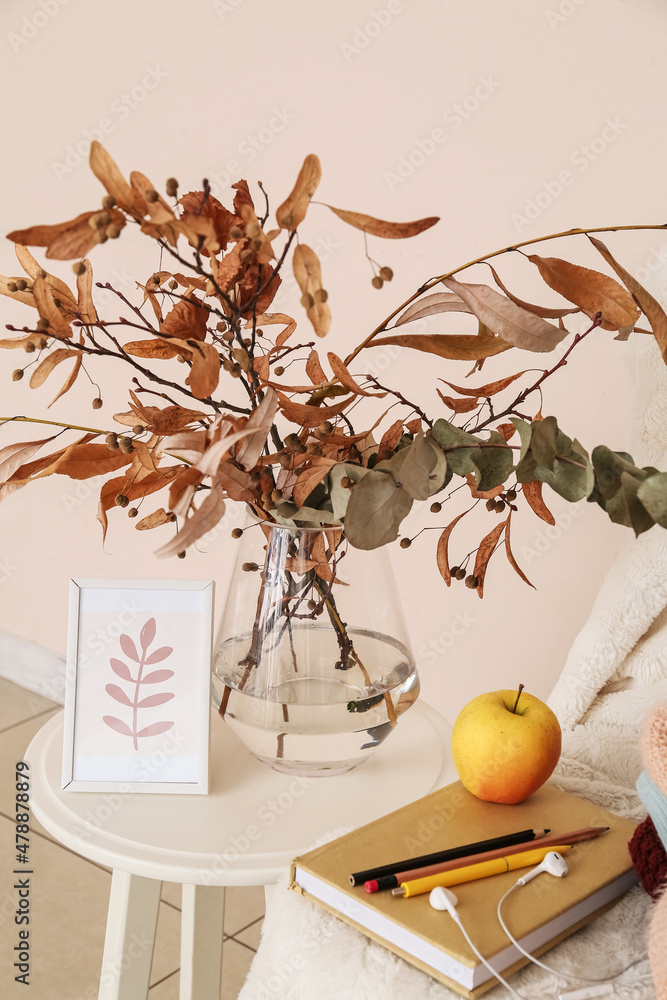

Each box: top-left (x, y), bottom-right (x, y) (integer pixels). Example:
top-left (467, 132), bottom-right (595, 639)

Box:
top-left (103, 715), bottom-right (134, 737)
top-left (110, 658), bottom-right (133, 681)
top-left (136, 721), bottom-right (174, 738)
top-left (106, 683), bottom-right (133, 706)
top-left (142, 669), bottom-right (175, 684)
top-left (119, 633), bottom-right (140, 662)
top-left (140, 618), bottom-right (157, 649)
top-left (144, 646), bottom-right (173, 665)
top-left (138, 692), bottom-right (175, 709)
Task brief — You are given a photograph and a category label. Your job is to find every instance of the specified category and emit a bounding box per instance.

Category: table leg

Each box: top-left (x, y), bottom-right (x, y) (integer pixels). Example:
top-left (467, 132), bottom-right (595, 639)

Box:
top-left (180, 884), bottom-right (226, 1000)
top-left (98, 869), bottom-right (162, 1000)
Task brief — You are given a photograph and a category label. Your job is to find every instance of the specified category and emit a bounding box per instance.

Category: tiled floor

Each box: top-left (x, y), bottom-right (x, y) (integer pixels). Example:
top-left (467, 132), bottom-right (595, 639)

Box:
top-left (0, 677), bottom-right (264, 999)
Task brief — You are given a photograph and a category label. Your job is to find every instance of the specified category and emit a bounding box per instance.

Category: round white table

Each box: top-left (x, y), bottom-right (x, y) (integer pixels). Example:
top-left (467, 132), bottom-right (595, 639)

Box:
top-left (26, 702), bottom-right (455, 1000)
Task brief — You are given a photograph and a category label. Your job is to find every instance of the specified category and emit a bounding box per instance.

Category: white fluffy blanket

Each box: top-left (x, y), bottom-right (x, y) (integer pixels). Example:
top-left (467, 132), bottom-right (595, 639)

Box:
top-left (237, 341), bottom-right (667, 999)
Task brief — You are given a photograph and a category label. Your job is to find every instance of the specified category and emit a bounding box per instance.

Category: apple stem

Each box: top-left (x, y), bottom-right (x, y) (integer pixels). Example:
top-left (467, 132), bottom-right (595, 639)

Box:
top-left (511, 684), bottom-right (525, 714)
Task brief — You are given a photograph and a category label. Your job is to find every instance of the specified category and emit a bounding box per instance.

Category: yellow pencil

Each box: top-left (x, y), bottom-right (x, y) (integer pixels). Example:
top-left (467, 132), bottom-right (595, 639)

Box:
top-left (396, 845), bottom-right (573, 898)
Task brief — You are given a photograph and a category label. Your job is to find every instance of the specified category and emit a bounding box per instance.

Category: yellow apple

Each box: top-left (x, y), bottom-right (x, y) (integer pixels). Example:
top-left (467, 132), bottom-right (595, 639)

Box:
top-left (451, 687), bottom-right (562, 804)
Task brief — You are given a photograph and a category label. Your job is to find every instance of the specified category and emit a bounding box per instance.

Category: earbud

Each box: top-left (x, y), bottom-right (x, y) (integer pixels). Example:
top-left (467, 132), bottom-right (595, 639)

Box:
top-left (429, 886), bottom-right (460, 921)
top-left (516, 850), bottom-right (569, 886)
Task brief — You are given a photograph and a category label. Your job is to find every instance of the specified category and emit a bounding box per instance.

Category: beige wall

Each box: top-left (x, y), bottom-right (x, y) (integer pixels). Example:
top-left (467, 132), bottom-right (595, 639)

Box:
top-left (1, 0), bottom-right (666, 724)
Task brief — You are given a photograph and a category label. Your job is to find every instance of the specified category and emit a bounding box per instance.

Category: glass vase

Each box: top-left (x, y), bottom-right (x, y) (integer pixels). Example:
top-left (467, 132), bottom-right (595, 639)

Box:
top-left (212, 520), bottom-right (419, 776)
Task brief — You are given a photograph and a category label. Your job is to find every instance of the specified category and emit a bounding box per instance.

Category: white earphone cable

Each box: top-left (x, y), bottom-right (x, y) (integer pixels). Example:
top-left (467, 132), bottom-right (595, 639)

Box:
top-left (446, 907), bottom-right (527, 1000)
top-left (497, 883), bottom-right (648, 987)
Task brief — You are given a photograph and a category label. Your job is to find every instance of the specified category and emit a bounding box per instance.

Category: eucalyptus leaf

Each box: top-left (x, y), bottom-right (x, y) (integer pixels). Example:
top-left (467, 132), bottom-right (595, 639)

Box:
top-left (473, 430), bottom-right (514, 492)
top-left (395, 433), bottom-right (448, 501)
top-left (637, 472), bottom-right (667, 528)
top-left (343, 470), bottom-right (413, 549)
top-left (327, 463), bottom-right (369, 521)
top-left (605, 471), bottom-right (655, 535)
top-left (535, 442), bottom-right (594, 502)
top-left (432, 419), bottom-right (482, 478)
top-left (530, 417), bottom-right (560, 471)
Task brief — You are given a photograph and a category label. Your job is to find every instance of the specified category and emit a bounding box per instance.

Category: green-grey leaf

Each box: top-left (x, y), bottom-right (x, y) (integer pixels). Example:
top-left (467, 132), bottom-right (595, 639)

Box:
top-left (605, 471), bottom-right (655, 535)
top-left (637, 471), bottom-right (667, 528)
top-left (432, 419), bottom-right (481, 477)
top-left (395, 433), bottom-right (448, 501)
top-left (327, 463), bottom-right (369, 521)
top-left (343, 470), bottom-right (413, 549)
top-left (530, 416), bottom-right (560, 471)
top-left (474, 430), bottom-right (514, 491)
top-left (510, 417), bottom-right (532, 464)
top-left (535, 444), bottom-right (594, 502)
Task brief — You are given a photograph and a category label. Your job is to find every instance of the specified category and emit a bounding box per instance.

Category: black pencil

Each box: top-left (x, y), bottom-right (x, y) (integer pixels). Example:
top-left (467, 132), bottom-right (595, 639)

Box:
top-left (348, 828), bottom-right (550, 886)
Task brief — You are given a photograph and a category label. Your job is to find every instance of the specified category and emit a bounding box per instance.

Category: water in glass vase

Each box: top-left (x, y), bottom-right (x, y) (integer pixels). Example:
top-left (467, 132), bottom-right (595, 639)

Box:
top-left (213, 625), bottom-right (419, 776)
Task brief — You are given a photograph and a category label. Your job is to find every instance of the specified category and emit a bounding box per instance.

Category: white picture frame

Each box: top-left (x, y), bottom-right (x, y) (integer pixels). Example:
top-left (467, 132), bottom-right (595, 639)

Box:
top-left (62, 578), bottom-right (214, 794)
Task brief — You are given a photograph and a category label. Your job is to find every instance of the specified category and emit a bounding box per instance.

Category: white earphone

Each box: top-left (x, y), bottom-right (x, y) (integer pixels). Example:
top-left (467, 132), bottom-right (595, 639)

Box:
top-left (516, 850), bottom-right (569, 886)
top-left (428, 886), bottom-right (460, 919)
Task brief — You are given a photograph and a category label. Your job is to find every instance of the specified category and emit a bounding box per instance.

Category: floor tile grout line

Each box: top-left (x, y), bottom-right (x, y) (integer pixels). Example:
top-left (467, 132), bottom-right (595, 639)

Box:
top-left (0, 809), bottom-right (122, 877)
top-left (0, 704), bottom-right (60, 736)
top-left (228, 914), bottom-right (265, 938)
top-left (149, 967), bottom-right (180, 990)
top-left (232, 936), bottom-right (258, 954)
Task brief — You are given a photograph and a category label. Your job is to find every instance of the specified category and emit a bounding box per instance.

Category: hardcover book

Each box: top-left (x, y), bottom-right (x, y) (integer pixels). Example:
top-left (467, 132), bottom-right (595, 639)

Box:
top-left (289, 781), bottom-right (638, 997)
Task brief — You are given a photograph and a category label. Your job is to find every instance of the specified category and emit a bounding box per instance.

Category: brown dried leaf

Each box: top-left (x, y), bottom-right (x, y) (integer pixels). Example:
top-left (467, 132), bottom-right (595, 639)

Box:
top-left (306, 349), bottom-right (328, 385)
top-left (325, 206), bottom-right (439, 239)
top-left (505, 512), bottom-right (535, 588)
top-left (36, 442), bottom-right (132, 481)
top-left (327, 352), bottom-right (384, 397)
top-left (14, 245), bottom-right (78, 313)
top-left (496, 422), bottom-right (517, 442)
top-left (0, 437), bottom-right (57, 485)
top-left (159, 296), bottom-right (208, 342)
top-left (396, 292), bottom-right (472, 327)
top-left (124, 339), bottom-right (181, 360)
top-left (218, 461), bottom-right (255, 502)
top-left (162, 337), bottom-right (220, 399)
top-left (213, 242), bottom-right (245, 293)
top-left (155, 484), bottom-right (226, 558)
top-left (0, 334), bottom-right (43, 350)
top-left (440, 370), bottom-right (527, 397)
top-left (377, 419), bottom-right (404, 461)
top-left (527, 254), bottom-right (640, 332)
top-left (179, 190), bottom-right (237, 253)
top-left (277, 390), bottom-right (353, 427)
top-left (236, 388), bottom-right (279, 470)
top-left (160, 430), bottom-right (208, 465)
top-left (276, 154), bottom-right (322, 230)
top-left (135, 508), bottom-right (173, 530)
top-left (464, 472), bottom-right (504, 499)
top-left (0, 274), bottom-right (34, 308)
top-left (473, 518), bottom-right (508, 598)
top-left (75, 258), bottom-right (98, 324)
top-left (168, 467), bottom-right (204, 517)
top-left (31, 277), bottom-right (72, 338)
top-left (293, 244), bottom-right (331, 338)
top-left (522, 480), bottom-right (556, 525)
top-left (195, 427), bottom-right (263, 478)
top-left (372, 331), bottom-right (513, 362)
top-left (436, 389), bottom-right (480, 413)
top-left (436, 510), bottom-right (470, 587)
top-left (7, 212), bottom-right (99, 260)
top-left (486, 263), bottom-right (580, 319)
top-left (252, 312), bottom-right (297, 347)
top-left (89, 141), bottom-right (146, 217)
top-left (29, 349), bottom-right (77, 389)
top-left (97, 467), bottom-right (179, 542)
top-left (588, 236), bottom-right (667, 360)
top-left (292, 459), bottom-right (336, 508)
top-left (442, 277), bottom-right (567, 353)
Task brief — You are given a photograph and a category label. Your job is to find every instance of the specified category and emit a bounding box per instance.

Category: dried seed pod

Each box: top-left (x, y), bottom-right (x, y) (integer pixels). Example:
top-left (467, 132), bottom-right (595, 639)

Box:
top-left (430, 501), bottom-right (442, 513)
top-left (106, 225), bottom-right (121, 239)
top-left (151, 272), bottom-right (162, 285)
top-left (145, 189), bottom-right (159, 203)
top-left (456, 567), bottom-right (466, 581)
top-left (399, 537), bottom-right (412, 549)
top-left (371, 275), bottom-right (384, 289)
top-left (24, 341), bottom-right (36, 354)
top-left (15, 278), bottom-right (27, 291)
top-left (132, 424), bottom-right (144, 435)
top-left (318, 421), bottom-right (333, 436)
top-left (36, 318), bottom-right (50, 330)
top-left (465, 574), bottom-right (478, 589)
top-left (102, 194), bottom-right (116, 210)
top-left (271, 489), bottom-right (283, 504)
top-left (485, 499), bottom-right (496, 511)
top-left (106, 433), bottom-right (119, 450)
top-left (216, 321), bottom-right (227, 333)
top-left (165, 177), bottom-right (179, 197)
top-left (274, 366), bottom-right (285, 376)
top-left (379, 266), bottom-right (394, 281)
top-left (242, 562), bottom-right (259, 572)
top-left (169, 279), bottom-right (178, 290)
top-left (115, 494), bottom-right (129, 508)
top-left (177, 550), bottom-right (186, 559)
top-left (300, 293), bottom-right (315, 309)
top-left (307, 600), bottom-right (317, 611)
top-left (505, 489), bottom-right (517, 501)
top-left (222, 330), bottom-right (234, 343)
top-left (127, 507), bottom-right (138, 518)
top-left (72, 261), bottom-right (86, 276)
top-left (92, 397), bottom-right (103, 410)
top-left (231, 528), bottom-right (243, 539)
top-left (239, 249), bottom-right (253, 263)
top-left (340, 476), bottom-right (352, 489)
top-left (35, 336), bottom-right (48, 350)
top-left (314, 288), bottom-right (328, 303)
top-left (278, 453), bottom-right (292, 468)
top-left (450, 565), bottom-right (460, 576)
top-left (7, 281), bottom-right (18, 292)
top-left (494, 500), bottom-right (505, 513)
top-left (11, 369), bottom-right (23, 381)
top-left (284, 433), bottom-right (301, 450)
top-left (230, 226), bottom-right (243, 239)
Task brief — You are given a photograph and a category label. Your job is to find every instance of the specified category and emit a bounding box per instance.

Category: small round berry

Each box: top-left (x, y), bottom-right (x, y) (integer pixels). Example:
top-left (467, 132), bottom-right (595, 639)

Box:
top-left (165, 177), bottom-right (179, 197)
top-left (231, 527), bottom-right (243, 539)
top-left (505, 489), bottom-right (517, 501)
top-left (177, 550), bottom-right (186, 560)
top-left (242, 561), bottom-right (259, 572)
top-left (106, 433), bottom-right (119, 450)
top-left (456, 568), bottom-right (466, 581)
top-left (11, 369), bottom-right (24, 381)
top-left (7, 281), bottom-right (18, 292)
top-left (274, 365), bottom-right (285, 376)
top-left (115, 494), bottom-right (129, 508)
top-left (494, 500), bottom-right (505, 513)
top-left (379, 266), bottom-right (394, 281)
top-left (430, 501), bottom-right (442, 513)
top-left (132, 424), bottom-right (144, 435)
top-left (371, 275), bottom-right (384, 289)
top-left (127, 507), bottom-right (138, 518)
top-left (485, 499), bottom-right (496, 511)
top-left (146, 189), bottom-right (159, 203)
top-left (399, 537), bottom-right (412, 549)
top-left (465, 575), bottom-right (478, 589)
top-left (72, 261), bottom-right (87, 276)
top-left (24, 341), bottom-right (36, 354)
top-left (15, 278), bottom-right (27, 291)
top-left (91, 397), bottom-right (103, 410)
